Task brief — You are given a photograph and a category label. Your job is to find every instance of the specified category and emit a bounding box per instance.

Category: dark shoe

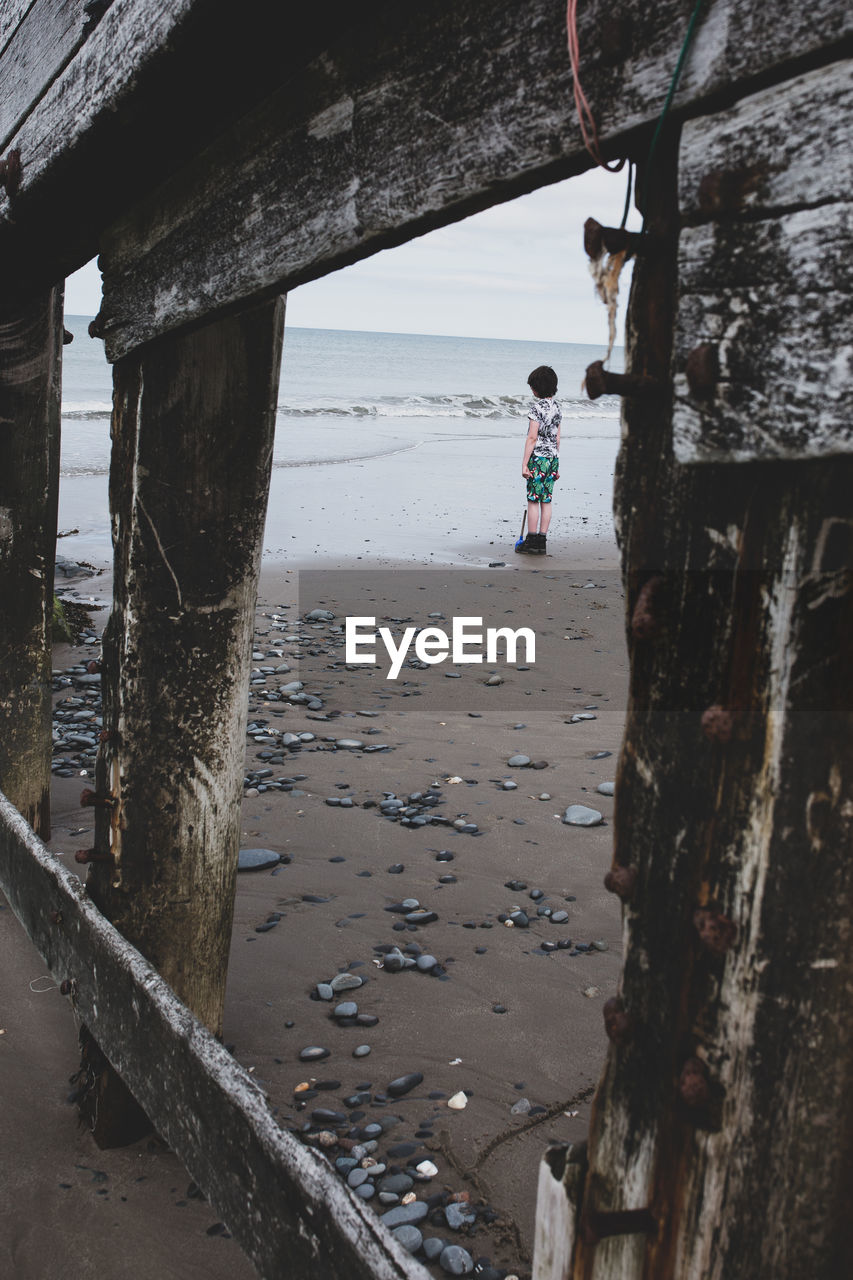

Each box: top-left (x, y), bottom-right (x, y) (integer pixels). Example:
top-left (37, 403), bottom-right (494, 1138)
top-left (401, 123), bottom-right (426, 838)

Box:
top-left (534, 534), bottom-right (547, 555)
top-left (515, 535), bottom-right (534, 554)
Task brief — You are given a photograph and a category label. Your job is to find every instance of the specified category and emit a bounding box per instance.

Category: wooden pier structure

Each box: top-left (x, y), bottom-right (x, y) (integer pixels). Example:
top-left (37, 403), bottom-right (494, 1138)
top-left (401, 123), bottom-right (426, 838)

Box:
top-left (1, 2), bottom-right (851, 1276)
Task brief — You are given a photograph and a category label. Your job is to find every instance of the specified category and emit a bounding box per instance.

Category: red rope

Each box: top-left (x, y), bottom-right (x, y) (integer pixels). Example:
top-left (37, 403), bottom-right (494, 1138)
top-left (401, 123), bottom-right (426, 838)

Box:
top-left (566, 0), bottom-right (625, 172)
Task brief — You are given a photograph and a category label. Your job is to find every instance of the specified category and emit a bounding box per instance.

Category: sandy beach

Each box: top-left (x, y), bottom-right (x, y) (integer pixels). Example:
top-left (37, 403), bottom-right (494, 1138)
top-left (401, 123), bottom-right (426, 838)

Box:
top-left (3, 438), bottom-right (627, 1279)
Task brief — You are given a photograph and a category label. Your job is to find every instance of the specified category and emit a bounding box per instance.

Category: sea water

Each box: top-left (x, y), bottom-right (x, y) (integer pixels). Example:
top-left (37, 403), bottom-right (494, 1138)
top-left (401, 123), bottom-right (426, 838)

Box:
top-left (59, 319), bottom-right (621, 562)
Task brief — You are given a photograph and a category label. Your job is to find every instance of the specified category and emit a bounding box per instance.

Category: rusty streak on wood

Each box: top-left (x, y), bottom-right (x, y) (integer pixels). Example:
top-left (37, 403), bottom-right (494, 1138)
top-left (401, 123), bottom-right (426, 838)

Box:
top-left (673, 60), bottom-right (853, 463)
top-left (0, 790), bottom-right (430, 1280)
top-left (82, 296), bottom-right (285, 1043)
top-left (0, 287), bottom-right (63, 837)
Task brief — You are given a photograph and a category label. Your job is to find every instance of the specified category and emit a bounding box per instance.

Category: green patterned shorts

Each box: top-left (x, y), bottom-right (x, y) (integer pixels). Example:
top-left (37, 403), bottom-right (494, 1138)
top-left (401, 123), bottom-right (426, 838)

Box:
top-left (526, 454), bottom-right (559, 503)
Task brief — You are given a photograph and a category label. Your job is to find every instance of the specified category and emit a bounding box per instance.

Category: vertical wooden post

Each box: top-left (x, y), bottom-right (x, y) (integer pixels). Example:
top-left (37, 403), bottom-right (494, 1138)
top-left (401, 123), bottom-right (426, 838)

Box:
top-left (0, 288), bottom-right (63, 837)
top-left (86, 297), bottom-right (285, 1048)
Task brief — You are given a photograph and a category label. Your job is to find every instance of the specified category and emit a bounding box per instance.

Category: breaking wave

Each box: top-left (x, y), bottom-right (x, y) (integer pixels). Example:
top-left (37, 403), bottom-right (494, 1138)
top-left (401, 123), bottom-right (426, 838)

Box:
top-left (275, 392), bottom-right (619, 420)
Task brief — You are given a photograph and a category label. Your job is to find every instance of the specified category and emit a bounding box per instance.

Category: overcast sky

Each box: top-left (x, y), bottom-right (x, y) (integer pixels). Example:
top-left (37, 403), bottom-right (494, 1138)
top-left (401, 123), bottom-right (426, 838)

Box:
top-left (65, 167), bottom-right (640, 345)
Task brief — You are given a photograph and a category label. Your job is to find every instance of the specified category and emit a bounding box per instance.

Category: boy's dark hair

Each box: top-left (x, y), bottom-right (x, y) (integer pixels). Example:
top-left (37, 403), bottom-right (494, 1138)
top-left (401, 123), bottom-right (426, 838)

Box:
top-left (528, 365), bottom-right (558, 398)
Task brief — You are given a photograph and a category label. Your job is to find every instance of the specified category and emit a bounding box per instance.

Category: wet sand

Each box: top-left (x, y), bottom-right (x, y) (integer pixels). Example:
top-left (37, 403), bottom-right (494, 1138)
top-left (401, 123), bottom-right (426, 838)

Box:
top-left (2, 539), bottom-right (627, 1279)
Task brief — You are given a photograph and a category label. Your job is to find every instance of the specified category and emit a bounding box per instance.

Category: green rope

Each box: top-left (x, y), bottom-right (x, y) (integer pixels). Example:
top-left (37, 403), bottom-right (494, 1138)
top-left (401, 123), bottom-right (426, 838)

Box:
top-left (641, 0), bottom-right (706, 230)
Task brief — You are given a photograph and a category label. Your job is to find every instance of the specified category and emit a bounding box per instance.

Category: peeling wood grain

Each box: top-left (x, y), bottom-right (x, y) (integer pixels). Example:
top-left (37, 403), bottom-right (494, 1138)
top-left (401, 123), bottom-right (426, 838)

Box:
top-left (0, 0), bottom-right (89, 146)
top-left (85, 297), bottom-right (285, 1040)
top-left (0, 1), bottom-right (34, 56)
top-left (0, 790), bottom-right (430, 1280)
top-left (533, 1144), bottom-right (586, 1280)
top-left (0, 287), bottom-right (63, 837)
top-left (674, 61), bottom-right (853, 463)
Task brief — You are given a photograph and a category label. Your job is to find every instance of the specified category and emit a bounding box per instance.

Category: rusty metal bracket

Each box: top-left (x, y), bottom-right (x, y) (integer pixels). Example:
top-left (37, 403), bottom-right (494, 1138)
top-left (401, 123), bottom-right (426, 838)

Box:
top-left (581, 1206), bottom-right (657, 1245)
top-left (585, 360), bottom-right (664, 401)
top-left (0, 148), bottom-right (22, 198)
top-left (584, 216), bottom-right (645, 260)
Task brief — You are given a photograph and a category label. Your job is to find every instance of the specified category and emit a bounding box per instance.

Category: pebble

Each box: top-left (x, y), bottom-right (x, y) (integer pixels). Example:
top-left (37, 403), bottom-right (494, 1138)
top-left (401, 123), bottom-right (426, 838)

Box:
top-left (381, 1201), bottom-right (429, 1228)
top-left (550, 910), bottom-right (569, 924)
top-left (330, 973), bottom-right (363, 993)
top-left (299, 1046), bottom-right (330, 1062)
top-left (237, 848), bottom-right (281, 871)
top-left (387, 1072), bottom-right (424, 1098)
top-left (336, 739), bottom-right (364, 750)
top-left (569, 712), bottom-right (597, 722)
top-left (354, 1183), bottom-right (375, 1200)
top-left (485, 675), bottom-right (502, 686)
top-left (445, 1202), bottom-right (476, 1230)
top-left (447, 1091), bottom-right (468, 1110)
top-left (393, 1225), bottom-right (423, 1254)
top-left (510, 1097), bottom-right (531, 1115)
top-left (333, 1001), bottom-right (358, 1018)
top-left (416, 1160), bottom-right (438, 1177)
top-left (592, 939), bottom-right (609, 951)
top-left (316, 983), bottom-right (334, 1000)
top-left (582, 986), bottom-right (601, 998)
top-left (439, 1244), bottom-right (474, 1275)
top-left (423, 1238), bottom-right (448, 1261)
top-left (501, 780), bottom-right (518, 791)
top-left (380, 1173), bottom-right (414, 1195)
top-left (416, 954), bottom-right (438, 972)
top-left (562, 805), bottom-right (604, 826)
top-left (507, 754), bottom-right (530, 767)
top-left (539, 793), bottom-right (551, 801)
top-left (353, 1044), bottom-right (371, 1057)
top-left (347, 1167), bottom-right (369, 1188)
top-left (596, 781), bottom-right (615, 796)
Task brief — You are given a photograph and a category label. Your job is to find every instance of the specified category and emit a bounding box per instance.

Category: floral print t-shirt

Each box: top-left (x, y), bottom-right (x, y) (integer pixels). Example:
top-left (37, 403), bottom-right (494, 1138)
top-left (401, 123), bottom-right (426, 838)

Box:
top-left (527, 396), bottom-right (561, 459)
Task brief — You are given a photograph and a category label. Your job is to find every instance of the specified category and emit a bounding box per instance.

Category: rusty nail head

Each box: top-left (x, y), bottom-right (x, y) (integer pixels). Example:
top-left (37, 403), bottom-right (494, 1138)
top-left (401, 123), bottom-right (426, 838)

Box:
top-left (701, 704), bottom-right (734, 743)
top-left (85, 660), bottom-right (101, 674)
top-left (604, 864), bottom-right (638, 901)
top-left (693, 907), bottom-right (737, 955)
top-left (60, 979), bottom-right (73, 996)
top-left (679, 1057), bottom-right (710, 1107)
top-left (585, 360), bottom-right (663, 402)
top-left (603, 997), bottom-right (633, 1046)
top-left (63, 328), bottom-right (74, 345)
top-left (585, 360), bottom-right (610, 400)
top-left (50, 910), bottom-right (63, 924)
top-left (0, 148), bottom-right (22, 197)
top-left (88, 313), bottom-right (104, 340)
top-left (631, 575), bottom-right (664, 640)
top-left (686, 343), bottom-right (719, 399)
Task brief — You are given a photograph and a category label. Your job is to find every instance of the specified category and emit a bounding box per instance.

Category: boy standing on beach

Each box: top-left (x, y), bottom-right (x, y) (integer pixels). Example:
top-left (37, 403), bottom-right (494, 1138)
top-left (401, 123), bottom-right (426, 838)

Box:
top-left (516, 365), bottom-right (561, 555)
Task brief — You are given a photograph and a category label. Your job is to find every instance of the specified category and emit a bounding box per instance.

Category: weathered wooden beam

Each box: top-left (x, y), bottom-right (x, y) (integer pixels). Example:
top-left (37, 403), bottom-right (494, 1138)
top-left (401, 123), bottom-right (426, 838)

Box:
top-left (673, 59), bottom-right (853, 462)
top-left (0, 789), bottom-right (429, 1280)
top-left (571, 108), bottom-right (853, 1280)
top-left (0, 1), bottom-right (90, 148)
top-left (532, 1143), bottom-right (586, 1280)
top-left (81, 296), bottom-right (284, 1042)
top-left (0, 287), bottom-right (63, 837)
top-left (94, 0), bottom-right (853, 361)
top-left (1, 1), bottom-right (851, 346)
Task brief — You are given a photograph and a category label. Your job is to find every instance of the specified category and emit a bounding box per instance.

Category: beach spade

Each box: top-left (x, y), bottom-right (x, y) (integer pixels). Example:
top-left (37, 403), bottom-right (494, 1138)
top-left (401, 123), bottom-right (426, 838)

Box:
top-left (514, 510), bottom-right (527, 550)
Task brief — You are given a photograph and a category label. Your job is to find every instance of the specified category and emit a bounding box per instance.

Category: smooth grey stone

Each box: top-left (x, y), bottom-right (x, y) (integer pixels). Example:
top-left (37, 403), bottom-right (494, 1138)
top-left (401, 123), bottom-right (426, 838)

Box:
top-left (550, 910), bottom-right (569, 923)
top-left (316, 983), bottom-right (334, 1000)
top-left (392, 1225), bottom-right (423, 1254)
top-left (330, 972), bottom-right (363, 992)
top-left (379, 1192), bottom-right (400, 1206)
top-left (347, 1166), bottom-right (369, 1188)
top-left (596, 781), bottom-right (615, 796)
top-left (362, 1123), bottom-right (382, 1139)
top-left (336, 738), bottom-right (364, 750)
top-left (501, 780), bottom-right (518, 790)
top-left (381, 1201), bottom-right (428, 1228)
top-left (416, 954), bottom-right (437, 972)
top-left (510, 1097), bottom-right (531, 1115)
top-left (592, 939), bottom-right (609, 951)
top-left (570, 712), bottom-right (597, 722)
top-left (444, 671), bottom-right (462, 678)
top-left (305, 609), bottom-right (335, 621)
top-left (439, 1244), bottom-right (474, 1275)
top-left (279, 681), bottom-right (305, 692)
top-left (387, 1072), bottom-right (424, 1098)
top-left (509, 910), bottom-right (529, 928)
top-left (401, 898), bottom-right (420, 910)
top-left (562, 805), bottom-right (604, 826)
top-left (354, 1182), bottom-right (375, 1200)
top-left (238, 848), bottom-right (281, 871)
top-left (406, 910), bottom-right (438, 925)
top-left (423, 1238), bottom-right (448, 1261)
top-left (353, 1044), bottom-right (371, 1057)
top-left (335, 1157), bottom-right (358, 1173)
top-left (299, 1046), bottom-right (330, 1061)
top-left (380, 1173), bottom-right (414, 1195)
top-left (334, 1001), bottom-right (358, 1018)
top-left (507, 754), bottom-right (530, 767)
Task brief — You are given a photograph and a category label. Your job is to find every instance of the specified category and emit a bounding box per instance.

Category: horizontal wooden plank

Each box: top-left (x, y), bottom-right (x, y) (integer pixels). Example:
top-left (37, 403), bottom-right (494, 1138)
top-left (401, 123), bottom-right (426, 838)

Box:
top-left (0, 0), bottom-right (89, 148)
top-left (679, 59), bottom-right (853, 220)
top-left (0, 789), bottom-right (429, 1280)
top-left (673, 62), bottom-right (853, 463)
top-left (0, 0), bottom-right (851, 350)
top-left (0, 0), bottom-right (35, 57)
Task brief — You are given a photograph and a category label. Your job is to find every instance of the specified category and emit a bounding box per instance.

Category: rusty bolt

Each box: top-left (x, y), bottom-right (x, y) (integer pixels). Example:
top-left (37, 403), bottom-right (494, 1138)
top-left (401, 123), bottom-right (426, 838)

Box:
top-left (73, 844), bottom-right (111, 865)
top-left (604, 864), bottom-right (638, 901)
top-left (85, 660), bottom-right (102, 674)
top-left (0, 147), bottom-right (22, 198)
top-left (701, 704), bottom-right (734, 743)
top-left (49, 910), bottom-right (63, 925)
top-left (693, 906), bottom-right (737, 955)
top-left (686, 343), bottom-right (719, 399)
top-left (582, 1206), bottom-right (656, 1245)
top-left (631, 575), bottom-right (664, 640)
top-left (59, 979), bottom-right (73, 996)
top-left (88, 313), bottom-right (105, 340)
top-left (63, 328), bottom-right (74, 345)
top-left (679, 1057), bottom-right (710, 1108)
top-left (80, 787), bottom-right (117, 809)
top-left (585, 360), bottom-right (663, 402)
top-left (602, 997), bottom-right (633, 1047)
top-left (583, 217), bottom-right (644, 261)
top-left (98, 728), bottom-right (114, 743)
